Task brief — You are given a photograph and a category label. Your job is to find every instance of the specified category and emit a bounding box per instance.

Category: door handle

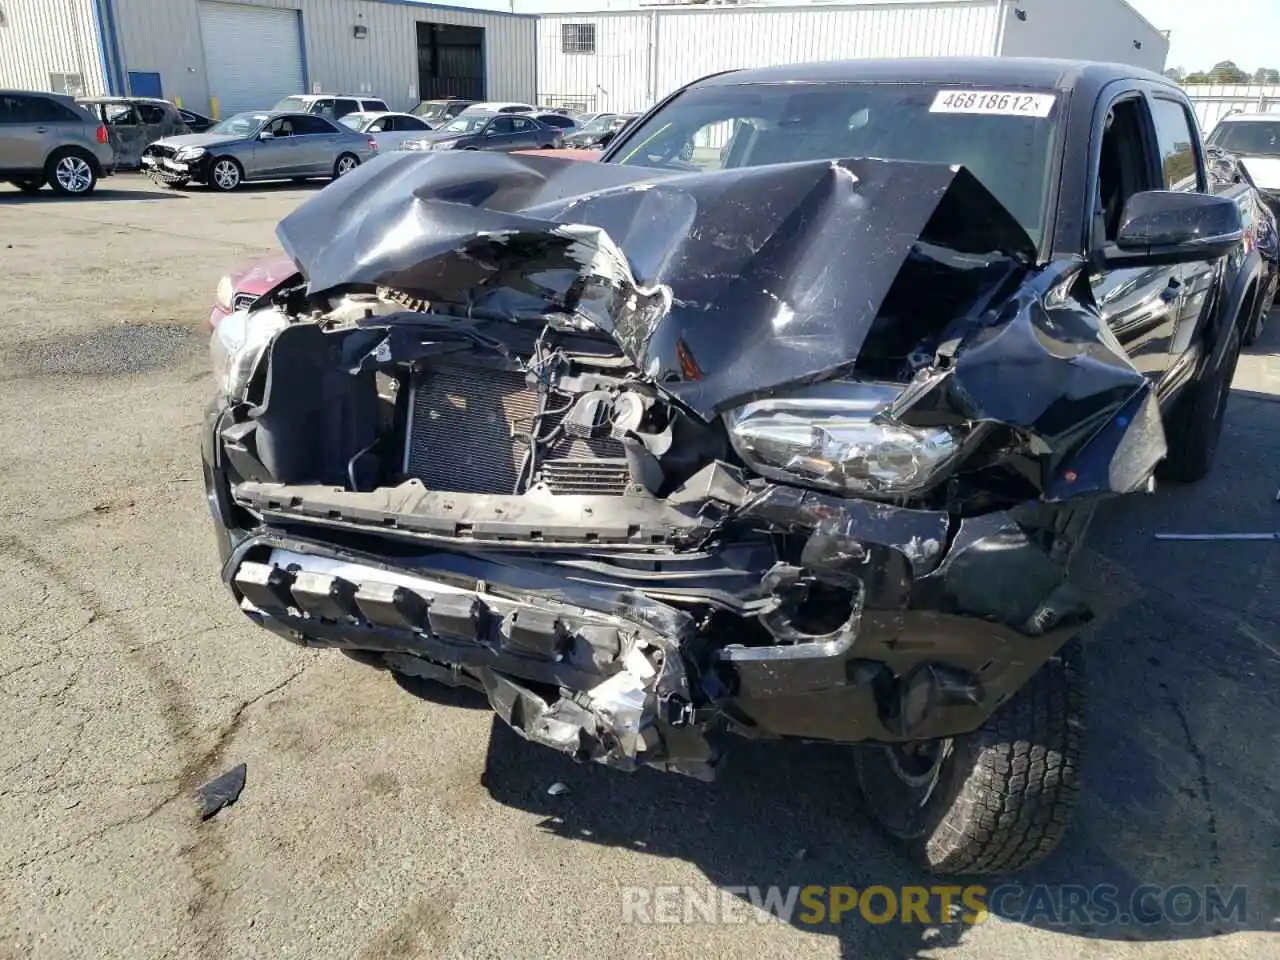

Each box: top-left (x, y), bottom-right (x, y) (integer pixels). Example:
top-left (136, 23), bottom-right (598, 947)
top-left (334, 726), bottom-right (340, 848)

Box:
top-left (34, 126), bottom-right (48, 133)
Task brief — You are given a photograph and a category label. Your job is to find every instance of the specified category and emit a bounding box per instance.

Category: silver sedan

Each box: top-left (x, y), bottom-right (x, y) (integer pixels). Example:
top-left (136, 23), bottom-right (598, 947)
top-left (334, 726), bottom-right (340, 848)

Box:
top-left (340, 111), bottom-right (436, 152)
top-left (141, 111), bottom-right (378, 191)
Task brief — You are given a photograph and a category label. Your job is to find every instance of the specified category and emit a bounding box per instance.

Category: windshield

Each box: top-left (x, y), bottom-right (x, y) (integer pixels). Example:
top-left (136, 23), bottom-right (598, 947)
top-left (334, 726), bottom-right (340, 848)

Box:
top-left (441, 115), bottom-right (490, 134)
top-left (582, 114), bottom-right (623, 133)
top-left (1207, 120), bottom-right (1280, 158)
top-left (209, 112), bottom-right (269, 136)
top-left (271, 96), bottom-right (308, 112)
top-left (340, 113), bottom-right (369, 130)
top-left (611, 81), bottom-right (1061, 243)
top-left (414, 101), bottom-right (449, 120)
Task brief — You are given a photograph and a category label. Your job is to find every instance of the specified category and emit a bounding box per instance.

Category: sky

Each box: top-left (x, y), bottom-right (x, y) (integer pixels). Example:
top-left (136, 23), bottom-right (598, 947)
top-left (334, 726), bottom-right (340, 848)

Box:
top-left (1126, 0), bottom-right (1280, 73)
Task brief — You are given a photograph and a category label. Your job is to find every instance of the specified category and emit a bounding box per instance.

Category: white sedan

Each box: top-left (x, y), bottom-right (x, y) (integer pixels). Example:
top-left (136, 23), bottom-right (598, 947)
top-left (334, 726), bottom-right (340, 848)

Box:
top-left (339, 111), bottom-right (436, 151)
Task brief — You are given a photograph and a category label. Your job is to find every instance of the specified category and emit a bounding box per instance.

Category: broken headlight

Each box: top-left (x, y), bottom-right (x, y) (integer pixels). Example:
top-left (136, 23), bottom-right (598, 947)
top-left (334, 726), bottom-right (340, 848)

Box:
top-left (209, 306), bottom-right (288, 402)
top-left (724, 381), bottom-right (961, 497)
top-left (214, 274), bottom-right (235, 313)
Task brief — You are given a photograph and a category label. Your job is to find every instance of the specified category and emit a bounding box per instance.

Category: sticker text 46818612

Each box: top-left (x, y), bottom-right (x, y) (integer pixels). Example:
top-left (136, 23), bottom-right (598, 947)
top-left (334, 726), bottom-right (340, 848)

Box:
top-left (929, 90), bottom-right (1057, 118)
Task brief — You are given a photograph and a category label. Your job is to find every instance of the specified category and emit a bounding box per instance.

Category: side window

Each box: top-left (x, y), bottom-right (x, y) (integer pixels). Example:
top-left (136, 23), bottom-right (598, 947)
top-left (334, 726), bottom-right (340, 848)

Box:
top-left (27, 96), bottom-right (81, 123)
top-left (365, 100), bottom-right (389, 113)
top-left (294, 115), bottom-right (336, 135)
top-left (267, 117), bottom-right (294, 137)
top-left (510, 117), bottom-right (532, 132)
top-left (312, 98), bottom-right (334, 116)
top-left (367, 118), bottom-right (386, 132)
top-left (1095, 98), bottom-right (1158, 243)
top-left (137, 104), bottom-right (166, 124)
top-left (334, 99), bottom-right (360, 118)
top-left (103, 103), bottom-right (139, 126)
top-left (0, 95), bottom-right (26, 123)
top-left (488, 116), bottom-right (516, 135)
top-left (1150, 97), bottom-right (1203, 192)
top-left (402, 116), bottom-right (428, 131)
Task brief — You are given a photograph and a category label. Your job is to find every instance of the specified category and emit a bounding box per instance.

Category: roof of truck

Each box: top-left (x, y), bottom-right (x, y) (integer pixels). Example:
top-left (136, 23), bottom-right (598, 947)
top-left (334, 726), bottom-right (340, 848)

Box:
top-left (693, 57), bottom-right (1176, 95)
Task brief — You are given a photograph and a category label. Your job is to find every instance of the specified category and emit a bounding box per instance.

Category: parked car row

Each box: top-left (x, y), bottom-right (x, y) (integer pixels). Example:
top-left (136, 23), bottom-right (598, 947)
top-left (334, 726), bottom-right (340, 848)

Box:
top-left (2, 81), bottom-right (651, 197)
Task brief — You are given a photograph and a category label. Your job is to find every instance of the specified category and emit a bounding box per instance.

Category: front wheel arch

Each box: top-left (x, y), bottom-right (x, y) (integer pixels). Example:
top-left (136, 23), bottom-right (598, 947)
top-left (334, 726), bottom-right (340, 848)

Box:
top-left (333, 152), bottom-right (360, 178)
top-left (208, 156), bottom-right (244, 191)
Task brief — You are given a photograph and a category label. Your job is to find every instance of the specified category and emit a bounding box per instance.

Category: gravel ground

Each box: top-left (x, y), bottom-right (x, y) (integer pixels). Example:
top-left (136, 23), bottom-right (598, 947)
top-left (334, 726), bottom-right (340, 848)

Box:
top-left (1, 175), bottom-right (1278, 960)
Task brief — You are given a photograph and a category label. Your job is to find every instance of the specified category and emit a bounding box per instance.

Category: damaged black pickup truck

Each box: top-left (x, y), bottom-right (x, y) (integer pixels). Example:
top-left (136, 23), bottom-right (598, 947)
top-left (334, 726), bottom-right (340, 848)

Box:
top-left (202, 58), bottom-right (1260, 874)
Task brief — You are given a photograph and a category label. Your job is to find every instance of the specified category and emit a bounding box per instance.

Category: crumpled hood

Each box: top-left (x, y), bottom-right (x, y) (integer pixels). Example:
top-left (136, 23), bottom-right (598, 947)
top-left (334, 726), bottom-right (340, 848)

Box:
top-left (153, 132), bottom-right (244, 151)
top-left (276, 151), bottom-right (1036, 417)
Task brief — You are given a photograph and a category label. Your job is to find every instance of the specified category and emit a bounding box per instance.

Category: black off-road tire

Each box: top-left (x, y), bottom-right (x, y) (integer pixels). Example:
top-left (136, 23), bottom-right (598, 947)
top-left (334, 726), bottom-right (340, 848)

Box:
top-left (1158, 320), bottom-right (1244, 483)
top-left (855, 639), bottom-right (1084, 875)
top-left (1243, 289), bottom-right (1273, 346)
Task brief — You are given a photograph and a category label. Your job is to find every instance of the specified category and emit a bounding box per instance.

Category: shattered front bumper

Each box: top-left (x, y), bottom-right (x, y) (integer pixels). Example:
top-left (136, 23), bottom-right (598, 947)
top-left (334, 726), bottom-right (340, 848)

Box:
top-left (204, 407), bottom-right (1096, 782)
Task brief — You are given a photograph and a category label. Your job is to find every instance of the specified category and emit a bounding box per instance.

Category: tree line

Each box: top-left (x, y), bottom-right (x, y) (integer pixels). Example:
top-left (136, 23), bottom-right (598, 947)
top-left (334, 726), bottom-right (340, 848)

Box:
top-left (1164, 62), bottom-right (1280, 85)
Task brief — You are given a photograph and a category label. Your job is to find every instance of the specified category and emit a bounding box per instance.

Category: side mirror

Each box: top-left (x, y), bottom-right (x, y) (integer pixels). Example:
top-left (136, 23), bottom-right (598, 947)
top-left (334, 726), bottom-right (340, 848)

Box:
top-left (1110, 191), bottom-right (1243, 266)
top-left (259, 130), bottom-right (275, 140)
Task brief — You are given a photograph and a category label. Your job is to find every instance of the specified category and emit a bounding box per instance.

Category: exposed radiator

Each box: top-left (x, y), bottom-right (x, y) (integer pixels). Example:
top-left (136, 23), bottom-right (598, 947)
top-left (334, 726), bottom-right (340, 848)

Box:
top-left (404, 367), bottom-right (630, 496)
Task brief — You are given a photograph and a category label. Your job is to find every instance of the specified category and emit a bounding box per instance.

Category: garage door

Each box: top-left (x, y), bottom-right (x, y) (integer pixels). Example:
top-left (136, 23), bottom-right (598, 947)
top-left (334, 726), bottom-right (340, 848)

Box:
top-left (199, 1), bottom-right (305, 116)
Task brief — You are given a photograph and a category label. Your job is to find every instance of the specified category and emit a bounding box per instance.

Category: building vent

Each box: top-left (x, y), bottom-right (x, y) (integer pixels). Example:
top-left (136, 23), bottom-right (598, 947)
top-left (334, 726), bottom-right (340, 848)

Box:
top-left (560, 23), bottom-right (596, 56)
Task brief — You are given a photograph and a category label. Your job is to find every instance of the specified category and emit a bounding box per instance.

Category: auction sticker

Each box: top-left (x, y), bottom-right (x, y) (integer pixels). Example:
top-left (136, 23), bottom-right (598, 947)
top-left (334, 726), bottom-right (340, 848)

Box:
top-left (930, 90), bottom-right (1057, 117)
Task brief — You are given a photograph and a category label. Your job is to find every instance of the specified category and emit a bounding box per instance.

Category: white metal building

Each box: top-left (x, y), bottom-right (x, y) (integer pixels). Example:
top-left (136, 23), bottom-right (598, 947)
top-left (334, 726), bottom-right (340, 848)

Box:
top-left (0, 0), bottom-right (537, 116)
top-left (535, 0), bottom-right (1170, 114)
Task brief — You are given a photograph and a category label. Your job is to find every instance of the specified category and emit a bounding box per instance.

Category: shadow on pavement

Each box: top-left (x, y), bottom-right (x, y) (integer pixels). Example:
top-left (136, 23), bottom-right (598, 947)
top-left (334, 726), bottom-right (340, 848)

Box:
top-left (473, 339), bottom-right (1280, 957)
top-left (0, 186), bottom-right (183, 203)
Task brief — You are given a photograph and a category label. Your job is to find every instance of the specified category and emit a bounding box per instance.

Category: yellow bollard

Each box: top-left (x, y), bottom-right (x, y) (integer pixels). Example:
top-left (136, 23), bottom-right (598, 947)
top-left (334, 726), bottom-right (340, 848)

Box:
top-left (210, 96), bottom-right (219, 119)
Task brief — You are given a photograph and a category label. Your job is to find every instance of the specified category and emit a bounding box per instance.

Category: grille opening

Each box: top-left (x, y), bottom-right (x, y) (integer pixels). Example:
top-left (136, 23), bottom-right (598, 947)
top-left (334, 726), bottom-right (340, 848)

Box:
top-left (403, 366), bottom-right (630, 496)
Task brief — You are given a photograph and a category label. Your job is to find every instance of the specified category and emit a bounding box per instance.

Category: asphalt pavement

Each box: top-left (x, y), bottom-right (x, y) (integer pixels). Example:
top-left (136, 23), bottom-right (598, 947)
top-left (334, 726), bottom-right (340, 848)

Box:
top-left (0, 175), bottom-right (1277, 960)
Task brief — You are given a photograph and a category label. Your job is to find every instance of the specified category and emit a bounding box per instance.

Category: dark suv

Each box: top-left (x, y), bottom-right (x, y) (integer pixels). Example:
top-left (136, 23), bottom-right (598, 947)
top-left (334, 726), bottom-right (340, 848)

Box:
top-left (0, 89), bottom-right (116, 196)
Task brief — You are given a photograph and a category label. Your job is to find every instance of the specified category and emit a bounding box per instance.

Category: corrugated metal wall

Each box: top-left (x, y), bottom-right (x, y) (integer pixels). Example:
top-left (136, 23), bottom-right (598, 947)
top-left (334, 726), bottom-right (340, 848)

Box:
top-left (0, 0), bottom-right (110, 96)
top-left (995, 0), bottom-right (1168, 73)
top-left (1184, 84), bottom-right (1280, 133)
top-left (537, 1), bottom-right (1002, 113)
top-left (107, 0), bottom-right (537, 114)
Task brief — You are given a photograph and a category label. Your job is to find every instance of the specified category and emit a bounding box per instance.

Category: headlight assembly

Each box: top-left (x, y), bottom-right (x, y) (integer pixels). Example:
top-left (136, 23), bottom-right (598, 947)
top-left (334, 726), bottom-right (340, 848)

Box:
top-left (213, 274), bottom-right (234, 312)
top-left (175, 146), bottom-right (206, 161)
top-left (209, 306), bottom-right (289, 402)
top-left (725, 381), bottom-right (962, 498)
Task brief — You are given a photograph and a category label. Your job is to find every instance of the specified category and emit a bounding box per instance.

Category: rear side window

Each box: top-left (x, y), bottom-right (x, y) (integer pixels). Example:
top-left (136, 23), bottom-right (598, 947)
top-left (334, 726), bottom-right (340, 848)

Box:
top-left (25, 96), bottom-right (83, 123)
top-left (295, 115), bottom-right (338, 134)
top-left (334, 99), bottom-right (360, 118)
top-left (0, 95), bottom-right (26, 123)
top-left (138, 104), bottom-right (166, 124)
top-left (364, 100), bottom-right (389, 112)
top-left (1150, 97), bottom-right (1203, 191)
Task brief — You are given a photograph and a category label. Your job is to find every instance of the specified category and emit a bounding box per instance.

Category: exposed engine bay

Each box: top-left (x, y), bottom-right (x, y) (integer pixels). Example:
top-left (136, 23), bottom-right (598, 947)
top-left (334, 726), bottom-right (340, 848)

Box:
top-left (204, 151), bottom-right (1171, 780)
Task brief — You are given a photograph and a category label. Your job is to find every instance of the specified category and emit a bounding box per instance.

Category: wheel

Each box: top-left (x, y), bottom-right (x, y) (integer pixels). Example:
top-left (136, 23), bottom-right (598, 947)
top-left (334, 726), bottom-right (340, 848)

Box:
top-left (333, 153), bottom-right (359, 179)
top-left (209, 157), bottom-right (242, 192)
top-left (45, 150), bottom-right (97, 196)
top-left (1158, 319), bottom-right (1244, 483)
top-left (855, 639), bottom-right (1084, 875)
top-left (1243, 284), bottom-right (1274, 346)
top-left (10, 177), bottom-right (44, 194)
